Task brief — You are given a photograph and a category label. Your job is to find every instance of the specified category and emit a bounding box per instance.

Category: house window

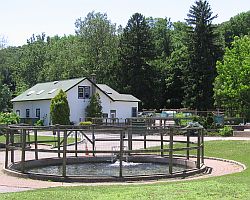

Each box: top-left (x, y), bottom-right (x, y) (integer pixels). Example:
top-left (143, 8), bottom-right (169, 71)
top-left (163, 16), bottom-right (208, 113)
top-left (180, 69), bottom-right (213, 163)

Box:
top-left (16, 110), bottom-right (20, 116)
top-left (84, 86), bottom-right (90, 99)
top-left (26, 109), bottom-right (30, 118)
top-left (78, 86), bottom-right (91, 99)
top-left (78, 86), bottom-right (84, 98)
top-left (103, 113), bottom-right (108, 118)
top-left (132, 107), bottom-right (137, 117)
top-left (36, 109), bottom-right (40, 119)
top-left (110, 110), bottom-right (116, 119)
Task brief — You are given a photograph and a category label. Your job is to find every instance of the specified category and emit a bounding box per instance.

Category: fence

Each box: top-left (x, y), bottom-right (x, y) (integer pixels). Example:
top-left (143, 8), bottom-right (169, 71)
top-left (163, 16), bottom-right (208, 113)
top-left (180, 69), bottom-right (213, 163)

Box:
top-left (4, 124), bottom-right (205, 181)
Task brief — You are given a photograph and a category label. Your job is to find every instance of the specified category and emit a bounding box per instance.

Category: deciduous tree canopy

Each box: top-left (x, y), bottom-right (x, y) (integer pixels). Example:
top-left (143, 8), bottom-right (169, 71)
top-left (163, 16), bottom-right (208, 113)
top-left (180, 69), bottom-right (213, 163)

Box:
top-left (214, 35), bottom-right (250, 120)
top-left (0, 5), bottom-right (249, 117)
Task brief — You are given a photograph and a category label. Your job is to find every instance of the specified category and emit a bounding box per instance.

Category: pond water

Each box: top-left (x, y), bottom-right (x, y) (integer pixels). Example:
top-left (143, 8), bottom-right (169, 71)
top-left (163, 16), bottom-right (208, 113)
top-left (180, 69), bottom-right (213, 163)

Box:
top-left (27, 161), bottom-right (186, 176)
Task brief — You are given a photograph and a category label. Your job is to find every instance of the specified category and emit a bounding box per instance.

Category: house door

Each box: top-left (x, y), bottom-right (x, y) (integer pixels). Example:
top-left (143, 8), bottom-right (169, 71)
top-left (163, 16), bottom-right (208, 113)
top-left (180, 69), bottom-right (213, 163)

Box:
top-left (110, 110), bottom-right (116, 118)
top-left (132, 107), bottom-right (137, 117)
top-left (36, 108), bottom-right (41, 119)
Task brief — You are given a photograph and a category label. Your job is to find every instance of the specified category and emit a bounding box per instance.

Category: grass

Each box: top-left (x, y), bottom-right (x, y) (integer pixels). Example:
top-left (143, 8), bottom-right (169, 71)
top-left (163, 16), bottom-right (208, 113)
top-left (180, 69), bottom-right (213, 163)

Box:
top-left (0, 134), bottom-right (79, 147)
top-left (0, 140), bottom-right (250, 199)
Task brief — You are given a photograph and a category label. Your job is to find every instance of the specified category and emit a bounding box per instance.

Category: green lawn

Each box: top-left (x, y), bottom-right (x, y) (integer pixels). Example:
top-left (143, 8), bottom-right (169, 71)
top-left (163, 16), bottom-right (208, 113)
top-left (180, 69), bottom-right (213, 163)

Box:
top-left (0, 140), bottom-right (250, 199)
top-left (0, 134), bottom-right (79, 147)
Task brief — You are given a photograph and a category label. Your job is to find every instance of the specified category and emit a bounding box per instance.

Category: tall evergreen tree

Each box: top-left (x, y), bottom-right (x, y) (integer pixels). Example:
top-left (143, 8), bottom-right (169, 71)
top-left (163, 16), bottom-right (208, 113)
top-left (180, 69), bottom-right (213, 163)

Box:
top-left (85, 93), bottom-right (102, 118)
top-left (183, 0), bottom-right (220, 110)
top-left (50, 90), bottom-right (70, 125)
top-left (117, 13), bottom-right (155, 109)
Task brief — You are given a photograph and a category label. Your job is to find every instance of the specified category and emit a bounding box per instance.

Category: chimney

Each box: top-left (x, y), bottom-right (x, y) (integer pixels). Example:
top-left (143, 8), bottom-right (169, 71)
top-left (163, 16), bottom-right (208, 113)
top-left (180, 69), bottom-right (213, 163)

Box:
top-left (90, 73), bottom-right (96, 95)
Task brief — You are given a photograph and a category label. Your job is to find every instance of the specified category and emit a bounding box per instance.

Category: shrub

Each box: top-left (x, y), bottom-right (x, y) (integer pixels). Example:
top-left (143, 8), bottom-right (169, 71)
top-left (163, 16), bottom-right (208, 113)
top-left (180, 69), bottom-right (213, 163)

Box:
top-left (34, 119), bottom-right (44, 126)
top-left (0, 112), bottom-right (20, 125)
top-left (79, 121), bottom-right (92, 126)
top-left (85, 93), bottom-right (102, 119)
top-left (50, 89), bottom-right (70, 125)
top-left (204, 113), bottom-right (215, 129)
top-left (175, 112), bottom-right (196, 126)
top-left (193, 114), bottom-right (221, 129)
top-left (219, 126), bottom-right (233, 137)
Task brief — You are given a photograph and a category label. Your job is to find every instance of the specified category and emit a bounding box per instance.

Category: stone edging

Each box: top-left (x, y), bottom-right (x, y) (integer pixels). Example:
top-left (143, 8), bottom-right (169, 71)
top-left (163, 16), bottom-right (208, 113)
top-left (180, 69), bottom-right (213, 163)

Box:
top-left (203, 156), bottom-right (247, 171)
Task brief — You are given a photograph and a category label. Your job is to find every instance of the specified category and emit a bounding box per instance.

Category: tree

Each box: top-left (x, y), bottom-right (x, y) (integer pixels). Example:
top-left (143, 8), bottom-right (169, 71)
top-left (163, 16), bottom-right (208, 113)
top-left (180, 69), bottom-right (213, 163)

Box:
top-left (50, 89), bottom-right (70, 125)
top-left (148, 17), bottom-right (173, 59)
top-left (0, 39), bottom-right (13, 111)
top-left (42, 35), bottom-right (87, 81)
top-left (0, 35), bottom-right (7, 49)
top-left (117, 13), bottom-right (155, 109)
top-left (219, 11), bottom-right (250, 48)
top-left (75, 11), bottom-right (118, 84)
top-left (164, 22), bottom-right (189, 108)
top-left (183, 0), bottom-right (220, 110)
top-left (85, 93), bottom-right (102, 118)
top-left (18, 33), bottom-right (48, 87)
top-left (214, 35), bottom-right (250, 120)
top-left (147, 17), bottom-right (174, 109)
top-left (0, 84), bottom-right (11, 112)
top-left (0, 47), bottom-right (19, 93)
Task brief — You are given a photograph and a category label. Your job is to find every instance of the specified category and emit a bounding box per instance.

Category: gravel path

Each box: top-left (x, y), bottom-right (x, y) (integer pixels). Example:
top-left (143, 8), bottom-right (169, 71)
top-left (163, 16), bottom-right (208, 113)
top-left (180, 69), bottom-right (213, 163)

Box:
top-left (0, 136), bottom-right (248, 193)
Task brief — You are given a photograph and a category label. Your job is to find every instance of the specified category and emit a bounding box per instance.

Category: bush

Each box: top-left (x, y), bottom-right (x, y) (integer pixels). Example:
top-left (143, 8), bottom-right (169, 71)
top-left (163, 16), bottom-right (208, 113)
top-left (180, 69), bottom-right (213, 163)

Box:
top-left (34, 119), bottom-right (44, 126)
top-left (193, 114), bottom-right (221, 129)
top-left (205, 130), bottom-right (220, 136)
top-left (0, 112), bottom-right (20, 125)
top-left (50, 89), bottom-right (70, 125)
top-left (219, 126), bottom-right (233, 137)
top-left (85, 93), bottom-right (102, 119)
top-left (174, 112), bottom-right (194, 126)
top-left (79, 121), bottom-right (92, 126)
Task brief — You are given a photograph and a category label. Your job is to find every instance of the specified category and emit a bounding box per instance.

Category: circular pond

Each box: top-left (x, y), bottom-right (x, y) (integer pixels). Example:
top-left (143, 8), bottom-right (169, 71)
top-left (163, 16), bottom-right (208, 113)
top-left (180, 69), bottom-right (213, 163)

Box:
top-left (27, 161), bottom-right (185, 177)
top-left (6, 155), bottom-right (206, 182)
top-left (4, 125), bottom-right (206, 182)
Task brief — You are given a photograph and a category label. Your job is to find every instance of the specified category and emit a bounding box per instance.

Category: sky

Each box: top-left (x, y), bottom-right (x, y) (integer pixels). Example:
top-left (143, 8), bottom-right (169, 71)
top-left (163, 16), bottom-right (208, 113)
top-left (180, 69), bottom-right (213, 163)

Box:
top-left (1, 0), bottom-right (250, 47)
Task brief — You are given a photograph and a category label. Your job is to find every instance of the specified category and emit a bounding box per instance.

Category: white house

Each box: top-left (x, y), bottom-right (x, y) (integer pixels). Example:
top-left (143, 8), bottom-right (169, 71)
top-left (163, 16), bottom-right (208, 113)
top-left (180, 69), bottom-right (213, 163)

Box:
top-left (11, 77), bottom-right (140, 125)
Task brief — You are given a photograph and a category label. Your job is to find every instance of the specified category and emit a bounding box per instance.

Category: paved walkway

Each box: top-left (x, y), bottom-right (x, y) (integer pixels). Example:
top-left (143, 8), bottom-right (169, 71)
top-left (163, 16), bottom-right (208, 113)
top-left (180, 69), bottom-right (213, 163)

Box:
top-left (0, 136), bottom-right (249, 193)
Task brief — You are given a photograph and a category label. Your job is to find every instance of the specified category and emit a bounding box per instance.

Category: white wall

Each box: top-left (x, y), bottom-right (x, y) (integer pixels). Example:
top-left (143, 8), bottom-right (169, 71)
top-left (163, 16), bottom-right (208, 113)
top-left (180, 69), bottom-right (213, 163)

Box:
top-left (111, 101), bottom-right (138, 119)
top-left (13, 100), bottom-right (51, 125)
top-left (97, 89), bottom-right (111, 116)
top-left (13, 79), bottom-right (138, 125)
top-left (66, 79), bottom-right (92, 124)
top-left (96, 88), bottom-right (138, 120)
top-left (12, 79), bottom-right (93, 126)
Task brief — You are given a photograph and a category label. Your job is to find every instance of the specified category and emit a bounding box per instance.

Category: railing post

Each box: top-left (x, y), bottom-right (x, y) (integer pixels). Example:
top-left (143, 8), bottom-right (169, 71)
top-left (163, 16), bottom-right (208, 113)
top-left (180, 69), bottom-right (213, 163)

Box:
top-left (34, 129), bottom-right (38, 160)
top-left (62, 129), bottom-right (67, 177)
top-left (186, 130), bottom-right (190, 160)
top-left (57, 125), bottom-right (60, 158)
top-left (169, 127), bottom-right (173, 174)
top-left (92, 125), bottom-right (95, 157)
top-left (75, 130), bottom-right (78, 157)
top-left (196, 129), bottom-right (201, 169)
top-left (201, 128), bottom-right (204, 164)
top-left (21, 128), bottom-right (27, 173)
top-left (5, 127), bottom-right (9, 169)
top-left (160, 128), bottom-right (164, 157)
top-left (144, 129), bottom-right (147, 149)
top-left (128, 127), bottom-right (132, 153)
top-left (10, 128), bottom-right (14, 163)
top-left (119, 130), bottom-right (124, 178)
